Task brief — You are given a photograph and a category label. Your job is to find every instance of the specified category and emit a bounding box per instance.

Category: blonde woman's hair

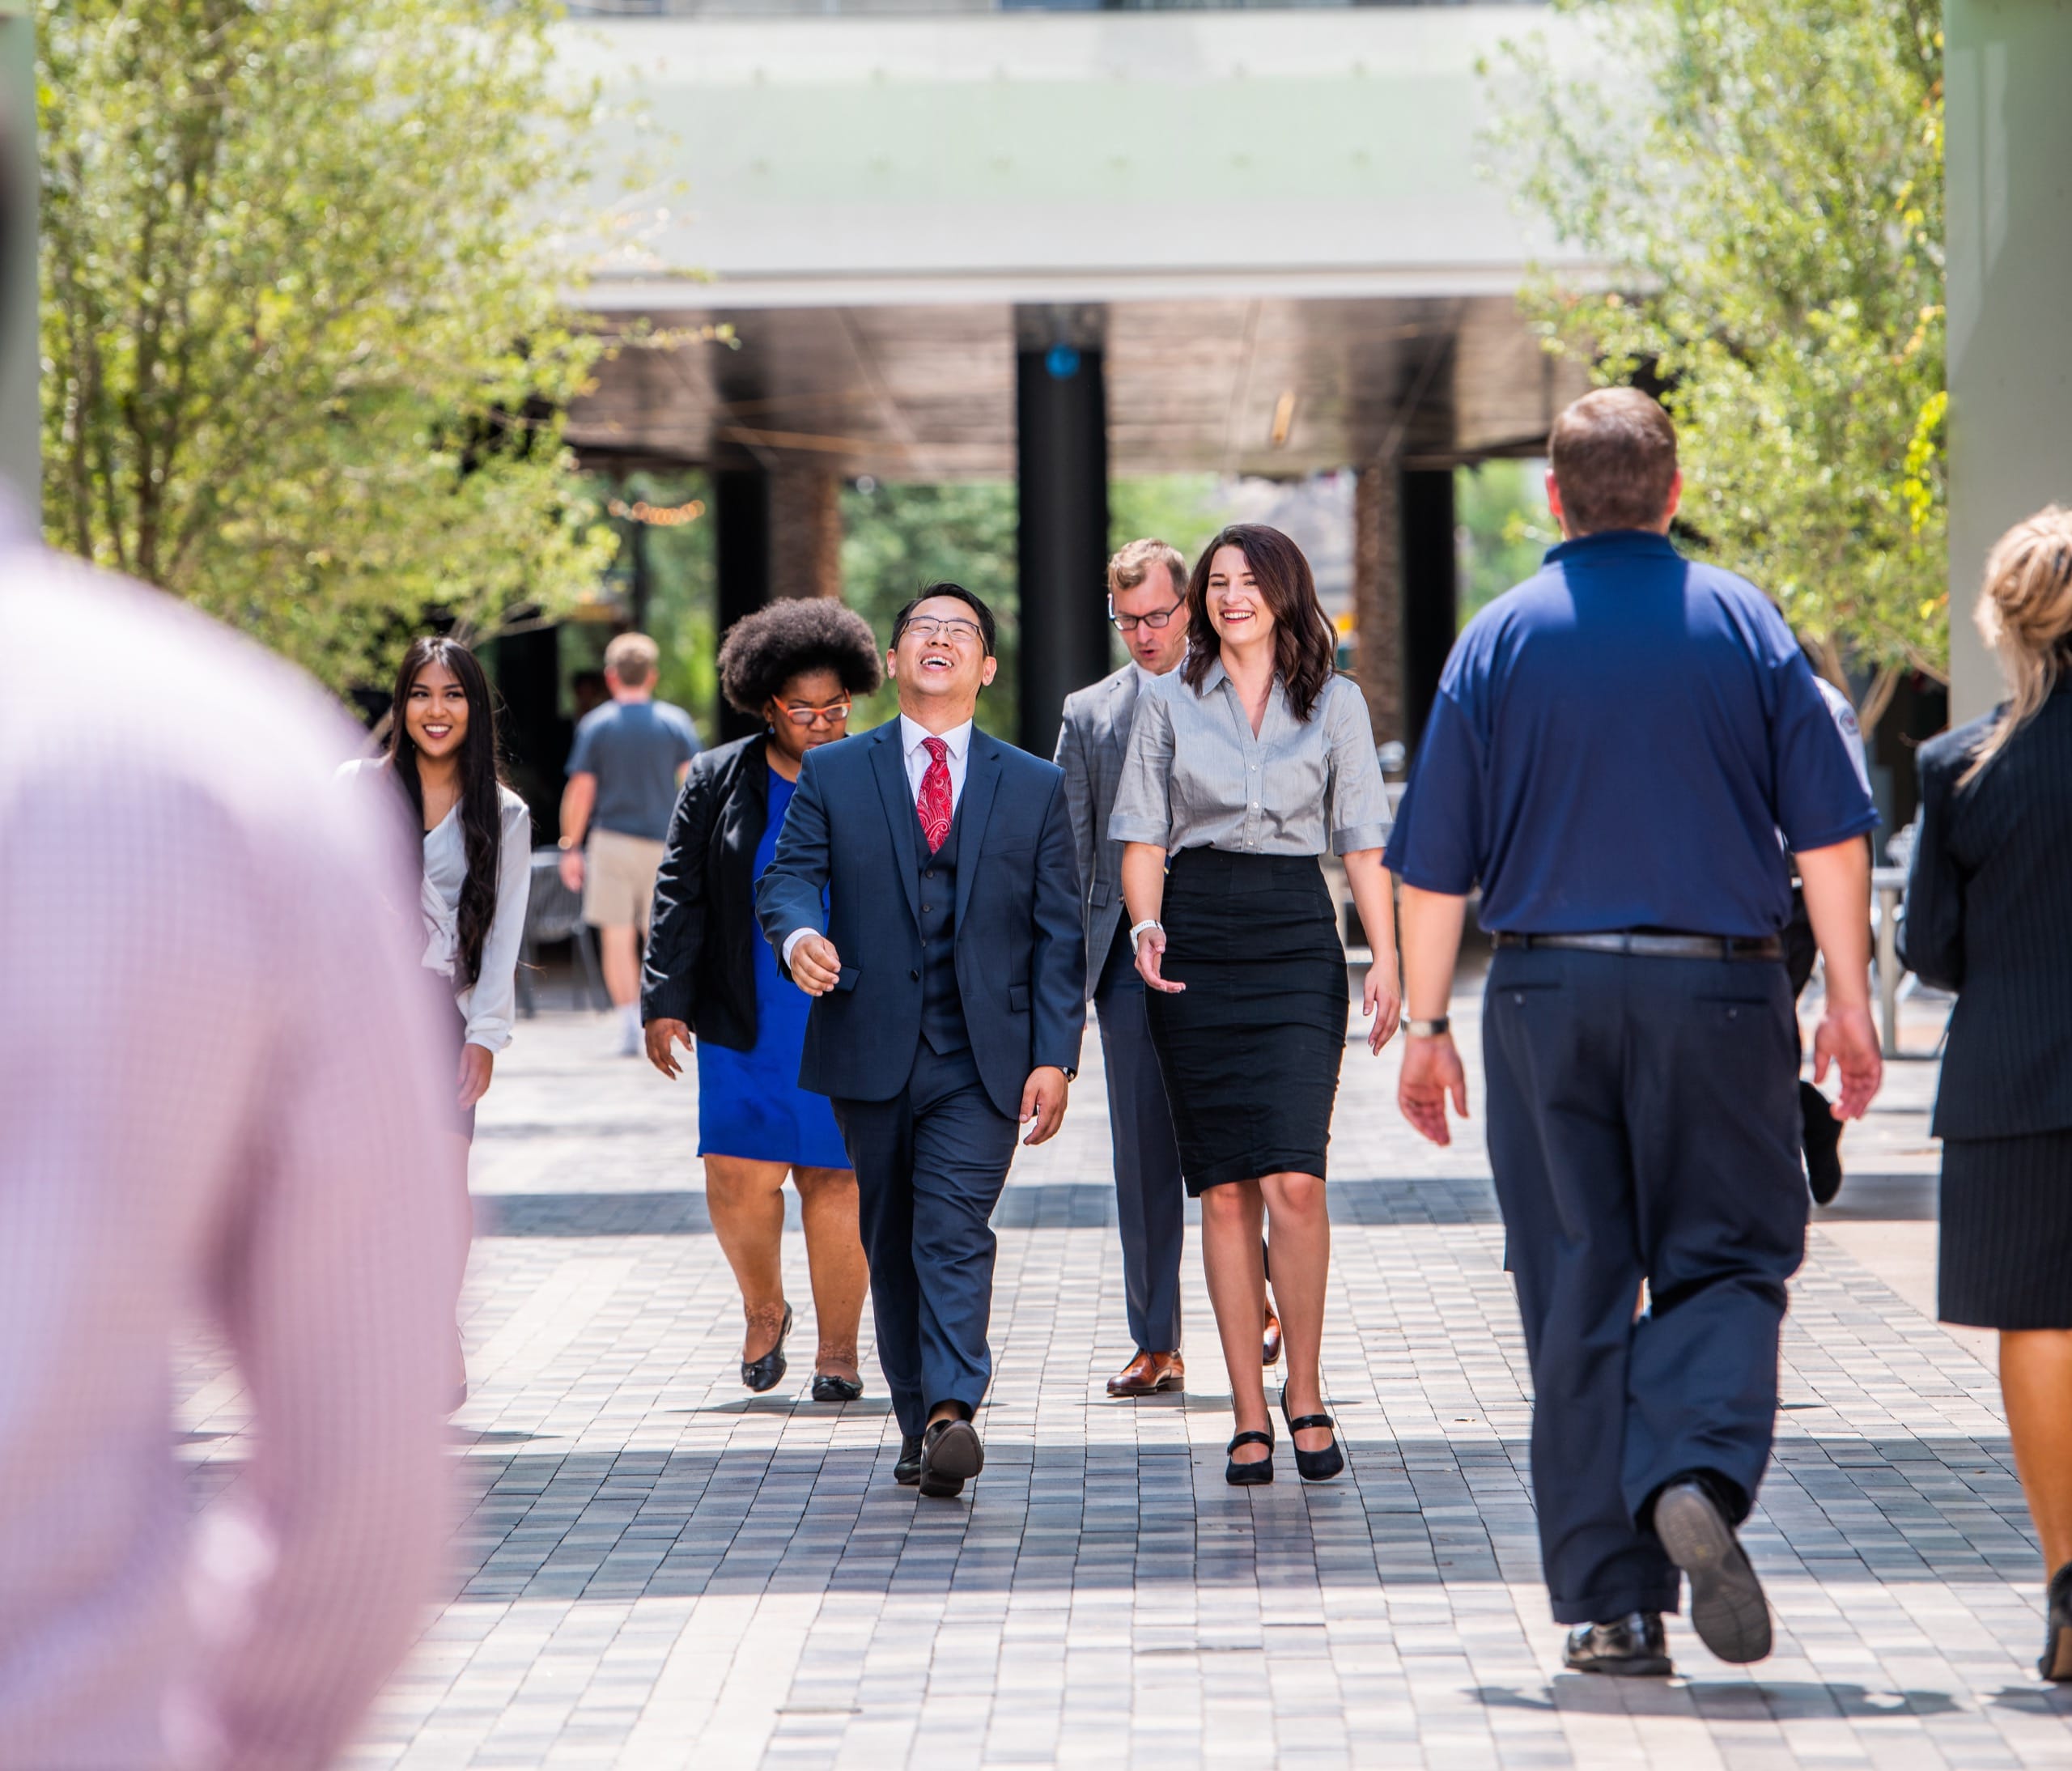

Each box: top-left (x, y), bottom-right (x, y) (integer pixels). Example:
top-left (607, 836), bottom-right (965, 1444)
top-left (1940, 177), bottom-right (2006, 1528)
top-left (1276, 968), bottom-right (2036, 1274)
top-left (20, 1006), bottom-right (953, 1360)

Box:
top-left (1960, 504), bottom-right (2072, 786)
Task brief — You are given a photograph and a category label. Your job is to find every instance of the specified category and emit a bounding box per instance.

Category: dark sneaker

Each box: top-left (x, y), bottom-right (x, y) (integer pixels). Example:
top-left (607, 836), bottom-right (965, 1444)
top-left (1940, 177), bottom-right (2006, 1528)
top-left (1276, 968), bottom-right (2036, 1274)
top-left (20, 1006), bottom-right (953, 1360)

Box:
top-left (1654, 1480), bottom-right (1773, 1663)
top-left (1564, 1612), bottom-right (1672, 1677)
top-left (893, 1433), bottom-right (924, 1487)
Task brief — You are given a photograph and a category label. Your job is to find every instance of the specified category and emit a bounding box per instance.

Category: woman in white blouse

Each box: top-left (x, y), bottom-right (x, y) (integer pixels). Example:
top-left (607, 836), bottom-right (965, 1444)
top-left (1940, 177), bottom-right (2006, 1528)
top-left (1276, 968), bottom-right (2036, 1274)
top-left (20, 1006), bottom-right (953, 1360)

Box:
top-left (348, 636), bottom-right (532, 1138)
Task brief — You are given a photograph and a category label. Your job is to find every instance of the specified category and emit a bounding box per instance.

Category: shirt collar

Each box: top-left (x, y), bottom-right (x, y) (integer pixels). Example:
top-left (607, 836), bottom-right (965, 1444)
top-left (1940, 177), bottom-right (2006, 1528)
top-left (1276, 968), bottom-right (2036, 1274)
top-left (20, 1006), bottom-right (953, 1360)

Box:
top-left (1543, 529), bottom-right (1683, 567)
top-left (899, 713), bottom-right (974, 761)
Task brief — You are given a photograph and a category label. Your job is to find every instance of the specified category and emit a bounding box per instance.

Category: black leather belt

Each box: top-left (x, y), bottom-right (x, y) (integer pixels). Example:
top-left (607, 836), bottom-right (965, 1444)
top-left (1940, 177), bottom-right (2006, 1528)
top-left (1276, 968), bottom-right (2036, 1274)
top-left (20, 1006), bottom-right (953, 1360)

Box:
top-left (1492, 930), bottom-right (1783, 962)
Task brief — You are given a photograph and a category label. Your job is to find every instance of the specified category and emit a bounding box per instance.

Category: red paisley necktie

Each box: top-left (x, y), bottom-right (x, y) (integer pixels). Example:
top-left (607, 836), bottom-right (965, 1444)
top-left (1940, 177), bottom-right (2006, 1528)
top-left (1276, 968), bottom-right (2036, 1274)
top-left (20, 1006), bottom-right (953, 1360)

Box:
top-left (917, 736), bottom-right (953, 853)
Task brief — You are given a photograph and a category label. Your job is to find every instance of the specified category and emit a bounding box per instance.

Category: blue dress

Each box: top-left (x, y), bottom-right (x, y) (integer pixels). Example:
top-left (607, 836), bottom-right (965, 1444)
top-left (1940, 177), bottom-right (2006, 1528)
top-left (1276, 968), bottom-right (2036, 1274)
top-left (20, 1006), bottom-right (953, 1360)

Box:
top-left (695, 770), bottom-right (851, 1168)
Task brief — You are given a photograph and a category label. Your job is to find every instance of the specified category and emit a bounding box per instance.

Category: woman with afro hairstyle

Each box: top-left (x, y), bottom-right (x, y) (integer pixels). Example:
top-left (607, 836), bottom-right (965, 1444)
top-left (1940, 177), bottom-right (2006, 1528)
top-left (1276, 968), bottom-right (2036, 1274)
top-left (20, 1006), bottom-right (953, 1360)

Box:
top-left (643, 598), bottom-right (883, 1399)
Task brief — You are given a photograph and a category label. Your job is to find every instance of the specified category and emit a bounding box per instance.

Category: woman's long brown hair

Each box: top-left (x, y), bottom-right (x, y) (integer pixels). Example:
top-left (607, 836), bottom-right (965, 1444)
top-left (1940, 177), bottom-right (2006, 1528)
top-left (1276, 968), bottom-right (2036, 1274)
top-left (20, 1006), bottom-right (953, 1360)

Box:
top-left (383, 635), bottom-right (507, 989)
top-left (1182, 524), bottom-right (1339, 721)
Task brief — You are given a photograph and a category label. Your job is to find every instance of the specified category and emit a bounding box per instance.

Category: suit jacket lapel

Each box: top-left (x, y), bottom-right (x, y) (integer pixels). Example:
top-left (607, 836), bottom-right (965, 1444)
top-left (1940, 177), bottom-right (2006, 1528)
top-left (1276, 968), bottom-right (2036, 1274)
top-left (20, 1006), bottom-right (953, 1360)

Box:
top-left (869, 724), bottom-right (923, 928)
top-left (953, 732), bottom-right (1004, 936)
top-left (1107, 667), bottom-right (1140, 760)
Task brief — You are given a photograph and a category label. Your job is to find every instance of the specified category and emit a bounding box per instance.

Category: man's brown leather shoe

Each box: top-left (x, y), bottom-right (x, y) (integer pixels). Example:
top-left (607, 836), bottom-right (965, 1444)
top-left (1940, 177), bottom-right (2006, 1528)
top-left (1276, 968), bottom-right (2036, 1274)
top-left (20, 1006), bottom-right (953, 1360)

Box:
top-left (1262, 1303), bottom-right (1283, 1367)
top-left (1106, 1350), bottom-right (1185, 1396)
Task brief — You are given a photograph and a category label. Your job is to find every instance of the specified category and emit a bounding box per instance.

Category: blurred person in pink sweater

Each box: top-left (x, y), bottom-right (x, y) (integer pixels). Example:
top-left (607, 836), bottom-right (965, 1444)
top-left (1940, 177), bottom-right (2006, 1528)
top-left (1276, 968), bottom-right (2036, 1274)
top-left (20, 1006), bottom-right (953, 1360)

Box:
top-left (0, 497), bottom-right (465, 1767)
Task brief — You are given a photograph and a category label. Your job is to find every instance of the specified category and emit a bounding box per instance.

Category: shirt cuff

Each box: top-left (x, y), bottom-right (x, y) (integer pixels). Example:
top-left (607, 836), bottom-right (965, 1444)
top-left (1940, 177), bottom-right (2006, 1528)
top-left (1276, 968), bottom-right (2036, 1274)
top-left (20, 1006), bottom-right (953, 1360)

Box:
top-left (463, 1018), bottom-right (512, 1055)
top-left (781, 928), bottom-right (814, 966)
top-left (1106, 818), bottom-right (1171, 847)
top-left (1331, 822), bottom-right (1391, 857)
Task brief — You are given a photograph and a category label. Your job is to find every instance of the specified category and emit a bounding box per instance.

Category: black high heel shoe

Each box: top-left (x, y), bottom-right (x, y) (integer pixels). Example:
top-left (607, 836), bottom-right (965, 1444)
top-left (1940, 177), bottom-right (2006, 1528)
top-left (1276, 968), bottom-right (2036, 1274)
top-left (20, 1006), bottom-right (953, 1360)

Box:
top-left (1281, 1394), bottom-right (1344, 1482)
top-left (1225, 1427), bottom-right (1275, 1486)
top-left (741, 1302), bottom-right (792, 1393)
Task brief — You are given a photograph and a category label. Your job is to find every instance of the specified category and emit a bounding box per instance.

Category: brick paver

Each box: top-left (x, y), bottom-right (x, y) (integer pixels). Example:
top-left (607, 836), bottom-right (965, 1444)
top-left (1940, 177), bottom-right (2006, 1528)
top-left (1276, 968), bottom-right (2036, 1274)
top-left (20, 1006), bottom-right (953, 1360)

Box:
top-left (182, 965), bottom-right (2072, 1767)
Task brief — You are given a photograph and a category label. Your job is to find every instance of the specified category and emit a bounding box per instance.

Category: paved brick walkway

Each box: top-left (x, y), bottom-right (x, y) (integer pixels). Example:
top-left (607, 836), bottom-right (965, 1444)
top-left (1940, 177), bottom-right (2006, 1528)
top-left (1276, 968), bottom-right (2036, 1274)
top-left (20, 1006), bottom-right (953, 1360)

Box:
top-left (185, 966), bottom-right (2071, 1767)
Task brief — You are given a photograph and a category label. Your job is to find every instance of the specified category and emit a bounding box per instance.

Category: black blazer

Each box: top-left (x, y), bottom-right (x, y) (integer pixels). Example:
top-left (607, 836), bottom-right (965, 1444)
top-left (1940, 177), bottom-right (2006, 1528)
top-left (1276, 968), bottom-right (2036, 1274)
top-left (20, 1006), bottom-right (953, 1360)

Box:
top-left (754, 719), bottom-right (1086, 1119)
top-left (1900, 682), bottom-right (2072, 1140)
top-left (640, 735), bottom-right (772, 1051)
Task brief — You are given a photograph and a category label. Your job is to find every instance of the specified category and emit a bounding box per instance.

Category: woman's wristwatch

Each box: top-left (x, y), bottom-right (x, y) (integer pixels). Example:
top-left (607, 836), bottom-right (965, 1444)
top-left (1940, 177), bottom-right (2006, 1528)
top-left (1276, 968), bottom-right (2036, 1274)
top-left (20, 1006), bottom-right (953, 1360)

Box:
top-left (1128, 919), bottom-right (1163, 945)
top-left (1403, 1016), bottom-right (1451, 1038)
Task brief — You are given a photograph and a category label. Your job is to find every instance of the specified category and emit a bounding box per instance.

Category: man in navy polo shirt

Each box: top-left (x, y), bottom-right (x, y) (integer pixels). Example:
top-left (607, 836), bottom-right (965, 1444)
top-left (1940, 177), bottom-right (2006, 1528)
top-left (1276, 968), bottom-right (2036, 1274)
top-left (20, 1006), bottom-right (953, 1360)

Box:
top-left (1386, 389), bottom-right (1883, 1677)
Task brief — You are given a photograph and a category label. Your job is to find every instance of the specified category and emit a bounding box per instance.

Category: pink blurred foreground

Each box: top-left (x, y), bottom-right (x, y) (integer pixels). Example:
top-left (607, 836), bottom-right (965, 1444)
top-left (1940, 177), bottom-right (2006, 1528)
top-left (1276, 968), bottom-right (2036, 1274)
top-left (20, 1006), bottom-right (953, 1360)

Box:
top-left (0, 508), bottom-right (464, 1769)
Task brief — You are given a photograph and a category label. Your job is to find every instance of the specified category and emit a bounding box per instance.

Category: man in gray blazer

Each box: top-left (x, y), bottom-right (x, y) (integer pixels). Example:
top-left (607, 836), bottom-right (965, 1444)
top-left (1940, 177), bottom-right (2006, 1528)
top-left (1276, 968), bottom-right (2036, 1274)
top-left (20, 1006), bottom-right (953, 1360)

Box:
top-left (1054, 538), bottom-right (1280, 1395)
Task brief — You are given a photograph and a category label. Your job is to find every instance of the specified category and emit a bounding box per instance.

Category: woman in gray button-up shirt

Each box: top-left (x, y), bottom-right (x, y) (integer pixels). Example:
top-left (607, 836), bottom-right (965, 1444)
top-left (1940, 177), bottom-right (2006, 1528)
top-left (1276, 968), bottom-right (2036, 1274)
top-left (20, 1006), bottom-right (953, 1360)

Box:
top-left (1110, 523), bottom-right (1402, 1487)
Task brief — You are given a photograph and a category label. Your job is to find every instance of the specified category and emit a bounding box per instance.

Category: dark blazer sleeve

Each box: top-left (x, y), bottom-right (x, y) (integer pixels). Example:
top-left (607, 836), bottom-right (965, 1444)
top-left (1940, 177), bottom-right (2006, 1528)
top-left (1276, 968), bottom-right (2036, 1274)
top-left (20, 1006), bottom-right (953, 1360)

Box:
top-left (1898, 740), bottom-right (1965, 992)
top-left (1030, 771), bottom-right (1088, 1074)
top-left (641, 763), bottom-right (718, 1024)
top-left (755, 747), bottom-right (834, 977)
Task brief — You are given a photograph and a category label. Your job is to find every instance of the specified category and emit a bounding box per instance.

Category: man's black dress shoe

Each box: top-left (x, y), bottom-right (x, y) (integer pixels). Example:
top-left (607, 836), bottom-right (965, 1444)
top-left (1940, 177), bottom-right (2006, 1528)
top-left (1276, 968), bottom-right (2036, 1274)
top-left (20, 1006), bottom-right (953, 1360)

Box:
top-left (1564, 1612), bottom-right (1672, 1677)
top-left (1802, 1081), bottom-right (1845, 1205)
top-left (812, 1373), bottom-right (864, 1403)
top-left (894, 1433), bottom-right (924, 1486)
top-left (2042, 1560), bottom-right (2072, 1681)
top-left (918, 1417), bottom-right (983, 1498)
top-left (1654, 1479), bottom-right (1773, 1663)
top-left (741, 1302), bottom-right (792, 1394)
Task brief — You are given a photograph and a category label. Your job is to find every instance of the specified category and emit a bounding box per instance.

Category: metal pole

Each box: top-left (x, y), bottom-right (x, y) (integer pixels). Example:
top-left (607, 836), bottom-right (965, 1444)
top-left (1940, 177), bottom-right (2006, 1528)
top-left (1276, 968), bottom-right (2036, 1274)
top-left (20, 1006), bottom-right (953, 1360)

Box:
top-left (0, 2), bottom-right (36, 518)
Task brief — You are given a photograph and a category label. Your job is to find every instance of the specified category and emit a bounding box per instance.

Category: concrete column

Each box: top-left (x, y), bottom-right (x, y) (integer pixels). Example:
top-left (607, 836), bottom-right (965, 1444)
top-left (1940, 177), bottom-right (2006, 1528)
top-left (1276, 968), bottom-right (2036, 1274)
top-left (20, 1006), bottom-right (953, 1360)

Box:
top-left (1, 8), bottom-right (36, 516)
top-left (714, 468), bottom-right (773, 742)
top-left (1401, 468), bottom-right (1458, 755)
top-left (1352, 461), bottom-right (1405, 748)
top-left (1945, 1), bottom-right (2072, 724)
top-left (771, 465), bottom-right (843, 603)
top-left (1016, 342), bottom-right (1110, 758)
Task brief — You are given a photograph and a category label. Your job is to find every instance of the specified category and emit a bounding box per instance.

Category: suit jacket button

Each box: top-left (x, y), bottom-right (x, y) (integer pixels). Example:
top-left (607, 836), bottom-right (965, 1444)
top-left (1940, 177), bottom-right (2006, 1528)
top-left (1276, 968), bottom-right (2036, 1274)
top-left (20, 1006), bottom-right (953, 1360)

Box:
top-left (911, 968), bottom-right (920, 981)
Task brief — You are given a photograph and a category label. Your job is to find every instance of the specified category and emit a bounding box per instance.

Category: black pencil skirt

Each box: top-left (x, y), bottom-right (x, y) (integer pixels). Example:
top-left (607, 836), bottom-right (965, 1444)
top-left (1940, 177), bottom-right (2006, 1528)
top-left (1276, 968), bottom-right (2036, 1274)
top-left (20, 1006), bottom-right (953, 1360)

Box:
top-left (1938, 1129), bottom-right (2072, 1330)
top-left (1143, 847), bottom-right (1347, 1195)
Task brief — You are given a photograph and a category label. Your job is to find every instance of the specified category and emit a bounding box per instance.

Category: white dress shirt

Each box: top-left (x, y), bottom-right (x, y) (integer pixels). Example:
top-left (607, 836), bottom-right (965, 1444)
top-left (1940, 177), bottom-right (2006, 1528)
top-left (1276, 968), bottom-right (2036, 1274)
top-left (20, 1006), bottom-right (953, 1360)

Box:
top-left (899, 713), bottom-right (974, 813)
top-left (783, 715), bottom-right (975, 965)
top-left (340, 763), bottom-right (533, 1051)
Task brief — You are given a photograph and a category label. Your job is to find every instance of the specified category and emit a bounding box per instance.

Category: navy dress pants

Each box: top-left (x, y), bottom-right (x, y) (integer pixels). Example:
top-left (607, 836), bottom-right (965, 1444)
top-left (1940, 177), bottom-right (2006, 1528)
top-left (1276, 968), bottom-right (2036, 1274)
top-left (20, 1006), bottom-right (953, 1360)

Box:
top-left (832, 1044), bottom-right (1019, 1438)
top-left (1095, 936), bottom-right (1187, 1353)
top-left (1482, 945), bottom-right (1807, 1625)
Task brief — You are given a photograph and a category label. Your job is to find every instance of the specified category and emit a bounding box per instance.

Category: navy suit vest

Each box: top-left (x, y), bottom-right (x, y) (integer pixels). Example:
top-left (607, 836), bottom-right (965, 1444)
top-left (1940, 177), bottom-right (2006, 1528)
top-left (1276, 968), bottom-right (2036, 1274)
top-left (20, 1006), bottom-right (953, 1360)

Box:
top-left (917, 806), bottom-right (968, 1055)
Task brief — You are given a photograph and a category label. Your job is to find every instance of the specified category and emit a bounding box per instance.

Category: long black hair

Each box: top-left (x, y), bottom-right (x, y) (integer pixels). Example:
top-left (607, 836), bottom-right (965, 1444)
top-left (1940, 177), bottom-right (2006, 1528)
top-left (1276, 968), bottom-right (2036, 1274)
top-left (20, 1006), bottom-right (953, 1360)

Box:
top-left (384, 635), bottom-right (505, 989)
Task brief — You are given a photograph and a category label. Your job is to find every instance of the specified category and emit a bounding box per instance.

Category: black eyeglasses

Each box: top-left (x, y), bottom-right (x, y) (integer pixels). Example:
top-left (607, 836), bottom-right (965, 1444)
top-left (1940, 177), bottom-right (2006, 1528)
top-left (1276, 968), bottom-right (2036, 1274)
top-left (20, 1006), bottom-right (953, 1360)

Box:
top-left (898, 616), bottom-right (986, 647)
top-left (775, 697), bottom-right (851, 728)
top-left (1109, 597), bottom-right (1184, 634)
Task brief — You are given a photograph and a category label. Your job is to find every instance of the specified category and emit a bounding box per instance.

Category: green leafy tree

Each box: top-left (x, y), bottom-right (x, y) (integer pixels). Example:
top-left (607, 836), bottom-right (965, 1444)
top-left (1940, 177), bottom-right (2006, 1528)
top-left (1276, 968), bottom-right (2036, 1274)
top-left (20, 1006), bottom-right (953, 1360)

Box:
top-left (1488, 0), bottom-right (1945, 724)
top-left (37, 0), bottom-right (616, 688)
top-left (839, 479), bottom-right (1021, 741)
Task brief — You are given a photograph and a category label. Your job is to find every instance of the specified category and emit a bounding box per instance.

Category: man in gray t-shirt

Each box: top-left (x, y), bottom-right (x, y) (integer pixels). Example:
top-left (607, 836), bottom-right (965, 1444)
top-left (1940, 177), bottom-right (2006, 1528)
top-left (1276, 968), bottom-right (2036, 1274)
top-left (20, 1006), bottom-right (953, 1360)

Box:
top-left (558, 633), bottom-right (700, 1053)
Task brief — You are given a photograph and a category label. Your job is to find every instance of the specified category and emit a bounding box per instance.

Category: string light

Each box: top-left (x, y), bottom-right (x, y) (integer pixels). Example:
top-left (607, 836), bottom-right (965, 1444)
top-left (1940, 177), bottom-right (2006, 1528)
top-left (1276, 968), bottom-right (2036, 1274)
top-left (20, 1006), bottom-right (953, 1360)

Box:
top-left (609, 497), bottom-right (705, 528)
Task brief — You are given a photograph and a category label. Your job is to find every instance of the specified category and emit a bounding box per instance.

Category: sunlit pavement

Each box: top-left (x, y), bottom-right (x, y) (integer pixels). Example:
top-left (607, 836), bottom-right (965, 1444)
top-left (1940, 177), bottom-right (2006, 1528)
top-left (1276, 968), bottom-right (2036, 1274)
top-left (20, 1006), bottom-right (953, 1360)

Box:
top-left (185, 963), bottom-right (2070, 1766)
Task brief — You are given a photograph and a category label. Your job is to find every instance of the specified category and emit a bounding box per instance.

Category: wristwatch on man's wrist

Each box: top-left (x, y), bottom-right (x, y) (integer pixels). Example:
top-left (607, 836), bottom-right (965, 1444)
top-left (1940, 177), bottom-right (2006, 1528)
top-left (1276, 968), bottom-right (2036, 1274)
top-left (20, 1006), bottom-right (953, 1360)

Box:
top-left (1404, 1016), bottom-right (1452, 1039)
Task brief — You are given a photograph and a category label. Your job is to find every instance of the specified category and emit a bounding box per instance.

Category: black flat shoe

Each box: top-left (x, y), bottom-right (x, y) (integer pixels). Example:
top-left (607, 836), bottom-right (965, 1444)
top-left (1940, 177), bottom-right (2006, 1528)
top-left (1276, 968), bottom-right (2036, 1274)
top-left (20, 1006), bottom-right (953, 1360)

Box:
top-left (919, 1417), bottom-right (983, 1498)
top-left (812, 1373), bottom-right (864, 1403)
top-left (741, 1303), bottom-right (792, 1394)
top-left (1564, 1612), bottom-right (1672, 1677)
top-left (1802, 1081), bottom-right (1844, 1206)
top-left (1280, 1395), bottom-right (1345, 1482)
top-left (1654, 1479), bottom-right (1773, 1663)
top-left (894, 1433), bottom-right (924, 1486)
top-left (1225, 1428), bottom-right (1275, 1486)
top-left (2042, 1561), bottom-right (2072, 1681)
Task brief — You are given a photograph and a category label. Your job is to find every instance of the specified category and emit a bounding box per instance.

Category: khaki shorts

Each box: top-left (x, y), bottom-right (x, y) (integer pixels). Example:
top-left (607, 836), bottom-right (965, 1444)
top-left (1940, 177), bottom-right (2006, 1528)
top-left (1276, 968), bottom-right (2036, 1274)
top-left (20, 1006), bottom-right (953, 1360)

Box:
top-left (584, 829), bottom-right (665, 933)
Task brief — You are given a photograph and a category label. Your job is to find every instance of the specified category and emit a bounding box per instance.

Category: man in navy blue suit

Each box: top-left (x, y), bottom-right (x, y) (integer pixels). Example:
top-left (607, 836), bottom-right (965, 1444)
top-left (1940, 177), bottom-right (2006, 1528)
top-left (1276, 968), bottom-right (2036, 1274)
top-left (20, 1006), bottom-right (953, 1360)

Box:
top-left (757, 584), bottom-right (1085, 1498)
